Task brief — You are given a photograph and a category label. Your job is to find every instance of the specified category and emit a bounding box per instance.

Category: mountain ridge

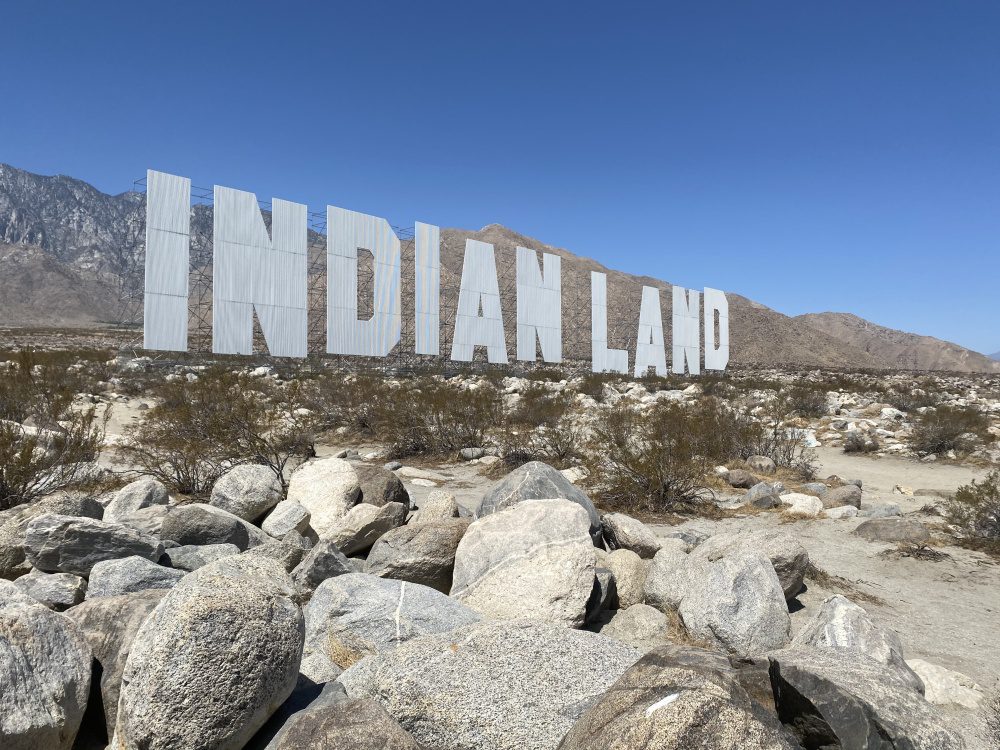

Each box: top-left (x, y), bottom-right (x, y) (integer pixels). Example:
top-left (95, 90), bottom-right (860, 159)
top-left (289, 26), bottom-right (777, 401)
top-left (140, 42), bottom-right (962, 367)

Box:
top-left (0, 163), bottom-right (994, 373)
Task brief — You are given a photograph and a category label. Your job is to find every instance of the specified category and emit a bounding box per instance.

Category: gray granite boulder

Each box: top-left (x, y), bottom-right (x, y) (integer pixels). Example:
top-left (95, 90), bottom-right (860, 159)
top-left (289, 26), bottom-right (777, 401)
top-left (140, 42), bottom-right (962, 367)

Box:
top-left (323, 501), bottom-right (408, 555)
top-left (558, 645), bottom-right (797, 750)
top-left (103, 478), bottom-right (170, 523)
top-left (410, 490), bottom-right (460, 524)
top-left (822, 484), bottom-right (862, 509)
top-left (726, 469), bottom-right (759, 489)
top-left (0, 580), bottom-right (92, 750)
top-left (452, 498), bottom-right (596, 626)
top-left (688, 529), bottom-right (809, 601)
top-left (65, 589), bottom-right (167, 739)
top-left (287, 458), bottom-right (361, 537)
top-left (0, 494), bottom-right (103, 578)
top-left (256, 695), bottom-right (420, 750)
top-left (291, 538), bottom-right (353, 594)
top-left (339, 620), bottom-right (641, 750)
top-left (477, 461), bottom-right (602, 541)
top-left (792, 594), bottom-right (924, 693)
top-left (114, 556), bottom-right (304, 750)
top-left (160, 542), bottom-right (240, 571)
top-left (210, 464), bottom-right (283, 521)
top-left (678, 552), bottom-right (791, 658)
top-left (159, 503), bottom-right (270, 550)
top-left (25, 514), bottom-right (163, 576)
top-left (365, 518), bottom-right (469, 593)
top-left (262, 500), bottom-right (311, 539)
top-left (596, 603), bottom-right (673, 652)
top-left (601, 512), bottom-right (660, 558)
top-left (13, 568), bottom-right (87, 610)
top-left (769, 648), bottom-right (964, 749)
top-left (305, 573), bottom-right (479, 670)
top-left (86, 556), bottom-right (185, 599)
top-left (355, 464), bottom-right (410, 508)
top-left (642, 537), bottom-right (693, 612)
top-left (604, 548), bottom-right (650, 609)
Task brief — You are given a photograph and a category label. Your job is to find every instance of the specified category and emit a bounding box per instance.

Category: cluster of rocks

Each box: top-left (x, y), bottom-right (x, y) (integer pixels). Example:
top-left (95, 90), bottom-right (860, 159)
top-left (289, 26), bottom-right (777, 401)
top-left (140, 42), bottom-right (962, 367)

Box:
top-left (0, 456), bottom-right (981, 749)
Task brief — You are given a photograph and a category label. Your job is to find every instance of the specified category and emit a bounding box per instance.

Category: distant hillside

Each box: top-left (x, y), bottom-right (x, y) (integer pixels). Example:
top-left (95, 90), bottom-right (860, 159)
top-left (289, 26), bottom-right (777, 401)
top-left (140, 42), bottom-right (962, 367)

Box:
top-left (991, 351), bottom-right (1000, 362)
top-left (0, 163), bottom-right (993, 372)
top-left (796, 312), bottom-right (1000, 374)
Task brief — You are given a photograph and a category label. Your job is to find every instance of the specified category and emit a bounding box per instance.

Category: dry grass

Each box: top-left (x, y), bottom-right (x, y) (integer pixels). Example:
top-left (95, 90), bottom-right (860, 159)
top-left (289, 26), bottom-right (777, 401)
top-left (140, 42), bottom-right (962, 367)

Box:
top-left (804, 562), bottom-right (884, 605)
top-left (877, 543), bottom-right (952, 562)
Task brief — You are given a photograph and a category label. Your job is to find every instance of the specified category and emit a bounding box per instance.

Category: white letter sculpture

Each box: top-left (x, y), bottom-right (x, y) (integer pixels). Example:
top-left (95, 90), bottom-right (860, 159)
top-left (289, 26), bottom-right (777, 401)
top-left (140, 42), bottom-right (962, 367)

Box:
top-left (591, 271), bottom-right (628, 374)
top-left (672, 286), bottom-right (701, 375)
top-left (143, 170), bottom-right (191, 352)
top-left (212, 186), bottom-right (307, 357)
top-left (704, 287), bottom-right (730, 371)
top-left (451, 240), bottom-right (508, 364)
top-left (634, 285), bottom-right (667, 376)
top-left (516, 246), bottom-right (561, 362)
top-left (414, 221), bottom-right (440, 356)
top-left (326, 207), bottom-right (401, 357)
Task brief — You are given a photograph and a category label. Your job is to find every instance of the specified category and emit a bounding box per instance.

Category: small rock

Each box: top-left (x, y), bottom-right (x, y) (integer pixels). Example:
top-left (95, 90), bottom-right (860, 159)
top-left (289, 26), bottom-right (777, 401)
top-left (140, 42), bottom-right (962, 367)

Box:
top-left (383, 461), bottom-right (402, 471)
top-left (323, 501), bottom-right (408, 555)
top-left (410, 490), bottom-right (460, 524)
top-left (688, 529), bottom-right (809, 601)
top-left (103, 478), bottom-right (170, 522)
top-left (355, 465), bottom-right (410, 508)
top-left (747, 455), bottom-right (777, 475)
top-left (160, 542), bottom-right (239, 571)
top-left (906, 659), bottom-right (985, 709)
top-left (160, 503), bottom-right (270, 550)
top-left (894, 485), bottom-right (915, 496)
top-left (287, 457), bottom-right (361, 537)
top-left (365, 519), bottom-right (470, 593)
top-left (642, 538), bottom-right (692, 612)
top-left (822, 484), bottom-right (862, 509)
top-left (291, 538), bottom-right (353, 594)
top-left (258, 696), bottom-right (421, 750)
top-left (596, 603), bottom-right (672, 652)
top-left (824, 505), bottom-right (859, 520)
top-left (860, 502), bottom-right (902, 518)
top-left (783, 493), bottom-right (823, 517)
top-left (854, 518), bottom-right (931, 544)
top-left (601, 512), bottom-right (661, 558)
top-left (459, 447), bottom-right (485, 460)
top-left (604, 548), bottom-right (650, 608)
top-left (726, 469), bottom-right (759, 489)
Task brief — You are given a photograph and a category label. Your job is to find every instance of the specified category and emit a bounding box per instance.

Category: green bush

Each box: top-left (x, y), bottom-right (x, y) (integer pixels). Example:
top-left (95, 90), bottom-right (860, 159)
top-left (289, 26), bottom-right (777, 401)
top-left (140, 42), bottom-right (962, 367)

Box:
top-left (121, 368), bottom-right (315, 497)
top-left (910, 405), bottom-right (989, 456)
top-left (946, 470), bottom-right (1000, 540)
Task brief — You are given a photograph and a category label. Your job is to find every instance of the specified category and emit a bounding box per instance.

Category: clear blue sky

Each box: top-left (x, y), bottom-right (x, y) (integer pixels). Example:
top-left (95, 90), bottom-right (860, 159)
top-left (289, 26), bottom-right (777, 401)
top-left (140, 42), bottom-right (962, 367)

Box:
top-left (2, 2), bottom-right (998, 352)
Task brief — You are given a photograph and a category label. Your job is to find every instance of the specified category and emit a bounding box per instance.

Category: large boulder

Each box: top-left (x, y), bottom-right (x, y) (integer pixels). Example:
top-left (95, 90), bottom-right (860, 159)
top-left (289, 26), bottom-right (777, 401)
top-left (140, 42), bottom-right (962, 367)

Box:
top-left (906, 659), bottom-right (985, 709)
top-left (339, 620), bottom-right (641, 750)
top-left (792, 594), bottom-right (924, 693)
top-left (853, 517), bottom-right (931, 544)
top-left (210, 464), bottom-right (283, 521)
top-left (0, 580), bottom-right (92, 750)
top-left (601, 512), bottom-right (661, 558)
top-left (558, 645), bottom-right (796, 750)
top-left (477, 461), bottom-right (602, 542)
top-left (355, 465), bottom-right (410, 508)
top-left (678, 552), bottom-right (790, 658)
top-left (25, 514), bottom-right (163, 576)
top-left (287, 458), bottom-right (361, 537)
top-left (603, 548), bottom-right (650, 609)
top-left (451, 498), bottom-right (596, 627)
top-left (160, 542), bottom-right (240, 571)
top-left (769, 648), bottom-right (964, 749)
top-left (688, 529), bottom-right (809, 600)
top-left (159, 503), bottom-right (270, 550)
top-left (365, 518), bottom-right (469, 592)
top-left (262, 501), bottom-right (311, 539)
top-left (642, 538), bottom-right (692, 612)
top-left (0, 495), bottom-right (103, 578)
top-left (822, 483), bottom-right (862, 509)
top-left (256, 696), bottom-right (421, 750)
top-left (13, 569), bottom-right (87, 610)
top-left (596, 603), bottom-right (673, 652)
top-left (103, 478), bottom-right (170, 523)
top-left (323, 501), bottom-right (408, 554)
top-left (746, 455), bottom-right (778, 475)
top-left (305, 573), bottom-right (480, 670)
top-left (65, 589), bottom-right (167, 740)
top-left (86, 556), bottom-right (185, 599)
top-left (114, 556), bottom-right (305, 750)
top-left (291, 539), bottom-right (352, 593)
top-left (410, 490), bottom-right (460, 524)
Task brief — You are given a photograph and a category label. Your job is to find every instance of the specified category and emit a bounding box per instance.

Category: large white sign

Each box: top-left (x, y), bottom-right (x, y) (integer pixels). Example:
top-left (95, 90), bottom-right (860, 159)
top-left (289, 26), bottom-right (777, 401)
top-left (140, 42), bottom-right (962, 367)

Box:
top-left (143, 169), bottom-right (730, 373)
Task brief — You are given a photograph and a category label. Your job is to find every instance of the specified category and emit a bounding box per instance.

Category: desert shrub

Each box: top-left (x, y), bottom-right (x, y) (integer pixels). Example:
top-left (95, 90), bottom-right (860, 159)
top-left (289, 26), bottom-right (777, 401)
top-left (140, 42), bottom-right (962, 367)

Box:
top-left (493, 384), bottom-right (578, 468)
top-left (729, 403), bottom-right (818, 478)
top-left (120, 368), bottom-right (315, 497)
top-left (886, 384), bottom-right (939, 412)
top-left (577, 373), bottom-right (612, 403)
top-left (945, 470), bottom-right (1000, 540)
top-left (525, 367), bottom-right (565, 382)
top-left (0, 350), bottom-right (109, 509)
top-left (783, 383), bottom-right (828, 418)
top-left (843, 430), bottom-right (879, 454)
top-left (909, 404), bottom-right (989, 456)
top-left (584, 399), bottom-right (746, 511)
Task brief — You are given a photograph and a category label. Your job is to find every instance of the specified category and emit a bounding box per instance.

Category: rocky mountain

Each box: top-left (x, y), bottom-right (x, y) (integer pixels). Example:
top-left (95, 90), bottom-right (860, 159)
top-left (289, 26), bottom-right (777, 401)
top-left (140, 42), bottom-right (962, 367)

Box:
top-left (991, 351), bottom-right (1000, 362)
top-left (796, 312), bottom-right (1000, 373)
top-left (0, 163), bottom-right (993, 372)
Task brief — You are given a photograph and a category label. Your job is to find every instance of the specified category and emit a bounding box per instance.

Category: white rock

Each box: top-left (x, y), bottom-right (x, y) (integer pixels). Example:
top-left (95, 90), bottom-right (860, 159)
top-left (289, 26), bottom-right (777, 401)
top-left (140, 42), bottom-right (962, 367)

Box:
top-left (287, 458), bottom-right (360, 536)
top-left (906, 659), bottom-right (984, 709)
